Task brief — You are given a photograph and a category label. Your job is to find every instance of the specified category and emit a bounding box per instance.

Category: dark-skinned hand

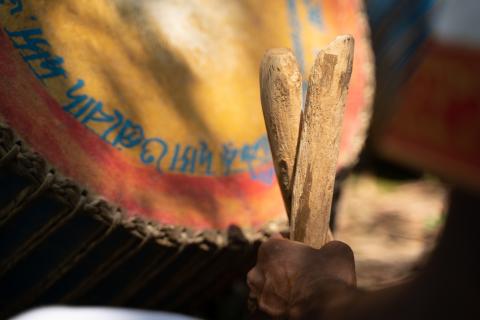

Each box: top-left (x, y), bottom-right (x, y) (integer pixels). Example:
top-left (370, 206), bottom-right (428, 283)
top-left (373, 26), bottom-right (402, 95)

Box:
top-left (247, 234), bottom-right (357, 319)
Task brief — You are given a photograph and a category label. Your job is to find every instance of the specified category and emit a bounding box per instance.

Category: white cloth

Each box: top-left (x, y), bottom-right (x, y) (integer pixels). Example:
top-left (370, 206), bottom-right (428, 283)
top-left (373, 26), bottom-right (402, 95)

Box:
top-left (11, 306), bottom-right (200, 320)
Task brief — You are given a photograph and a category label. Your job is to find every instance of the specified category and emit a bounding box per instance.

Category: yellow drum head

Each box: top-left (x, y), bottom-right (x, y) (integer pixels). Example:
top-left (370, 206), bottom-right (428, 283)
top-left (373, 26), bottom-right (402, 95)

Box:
top-left (0, 0), bottom-right (373, 229)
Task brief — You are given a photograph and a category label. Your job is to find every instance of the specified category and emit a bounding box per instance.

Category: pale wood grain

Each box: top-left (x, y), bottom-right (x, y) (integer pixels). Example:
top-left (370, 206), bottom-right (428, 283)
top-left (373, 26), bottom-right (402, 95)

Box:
top-left (260, 48), bottom-right (302, 221)
top-left (290, 35), bottom-right (354, 248)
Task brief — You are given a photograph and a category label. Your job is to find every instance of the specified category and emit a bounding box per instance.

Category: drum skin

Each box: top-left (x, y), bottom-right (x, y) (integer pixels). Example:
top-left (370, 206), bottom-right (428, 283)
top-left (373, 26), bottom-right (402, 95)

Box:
top-left (0, 0), bottom-right (373, 229)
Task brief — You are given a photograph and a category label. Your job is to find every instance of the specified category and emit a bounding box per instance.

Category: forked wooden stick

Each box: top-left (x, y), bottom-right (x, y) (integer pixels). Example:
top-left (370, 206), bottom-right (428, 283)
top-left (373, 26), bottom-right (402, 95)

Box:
top-left (260, 35), bottom-right (354, 249)
top-left (260, 49), bottom-right (302, 221)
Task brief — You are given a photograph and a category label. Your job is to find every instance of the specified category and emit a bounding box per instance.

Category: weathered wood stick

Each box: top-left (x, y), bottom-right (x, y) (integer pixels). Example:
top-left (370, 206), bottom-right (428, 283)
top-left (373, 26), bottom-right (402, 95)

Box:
top-left (290, 35), bottom-right (354, 248)
top-left (260, 48), bottom-right (302, 221)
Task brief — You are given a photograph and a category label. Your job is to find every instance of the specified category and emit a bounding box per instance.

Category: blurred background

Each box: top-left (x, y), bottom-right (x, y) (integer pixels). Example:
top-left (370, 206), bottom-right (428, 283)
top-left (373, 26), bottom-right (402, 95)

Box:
top-left (338, 0), bottom-right (479, 289)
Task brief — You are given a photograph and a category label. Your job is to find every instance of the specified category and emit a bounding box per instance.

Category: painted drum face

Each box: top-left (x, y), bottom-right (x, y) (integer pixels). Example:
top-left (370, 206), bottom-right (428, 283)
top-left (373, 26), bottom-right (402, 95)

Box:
top-left (0, 0), bottom-right (373, 229)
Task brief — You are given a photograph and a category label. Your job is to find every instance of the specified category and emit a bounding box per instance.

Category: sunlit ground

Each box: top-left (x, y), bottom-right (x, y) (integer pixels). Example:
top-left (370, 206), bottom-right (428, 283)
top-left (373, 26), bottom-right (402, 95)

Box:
top-left (335, 174), bottom-right (447, 289)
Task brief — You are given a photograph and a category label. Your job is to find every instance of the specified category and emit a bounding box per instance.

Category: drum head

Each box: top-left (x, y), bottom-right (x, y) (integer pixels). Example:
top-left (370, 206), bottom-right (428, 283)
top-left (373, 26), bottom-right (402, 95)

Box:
top-left (0, 0), bottom-right (373, 229)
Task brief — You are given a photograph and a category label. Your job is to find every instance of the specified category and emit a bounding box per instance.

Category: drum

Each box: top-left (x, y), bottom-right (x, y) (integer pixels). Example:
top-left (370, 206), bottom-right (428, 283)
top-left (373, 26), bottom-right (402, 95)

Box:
top-left (0, 0), bottom-right (373, 317)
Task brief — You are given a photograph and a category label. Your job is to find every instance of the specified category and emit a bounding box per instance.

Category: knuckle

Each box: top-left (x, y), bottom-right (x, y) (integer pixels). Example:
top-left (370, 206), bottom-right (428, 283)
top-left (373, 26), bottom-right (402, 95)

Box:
top-left (259, 238), bottom-right (284, 257)
top-left (323, 240), bottom-right (354, 258)
top-left (247, 268), bottom-right (263, 288)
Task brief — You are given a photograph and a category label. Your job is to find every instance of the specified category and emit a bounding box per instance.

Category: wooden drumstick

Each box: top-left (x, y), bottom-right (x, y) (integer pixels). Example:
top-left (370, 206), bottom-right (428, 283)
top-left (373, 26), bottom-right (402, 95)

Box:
top-left (290, 35), bottom-right (354, 248)
top-left (260, 48), bottom-right (302, 221)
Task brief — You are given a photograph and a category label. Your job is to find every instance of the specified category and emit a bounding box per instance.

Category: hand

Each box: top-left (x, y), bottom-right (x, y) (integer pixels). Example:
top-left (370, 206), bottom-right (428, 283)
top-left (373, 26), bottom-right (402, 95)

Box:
top-left (247, 235), bottom-right (356, 319)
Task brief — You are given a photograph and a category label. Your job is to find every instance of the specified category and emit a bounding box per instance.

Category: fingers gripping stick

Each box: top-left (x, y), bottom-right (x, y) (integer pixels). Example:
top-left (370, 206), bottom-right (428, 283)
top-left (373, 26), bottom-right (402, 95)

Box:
top-left (260, 35), bottom-right (354, 248)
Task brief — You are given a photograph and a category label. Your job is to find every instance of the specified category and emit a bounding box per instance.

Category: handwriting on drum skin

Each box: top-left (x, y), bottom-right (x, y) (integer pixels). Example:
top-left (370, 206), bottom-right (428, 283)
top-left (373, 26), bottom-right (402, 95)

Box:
top-left (5, 26), bottom-right (67, 80)
top-left (0, 0), bottom-right (22, 15)
top-left (64, 79), bottom-right (274, 182)
top-left (0, 3), bottom-right (274, 184)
